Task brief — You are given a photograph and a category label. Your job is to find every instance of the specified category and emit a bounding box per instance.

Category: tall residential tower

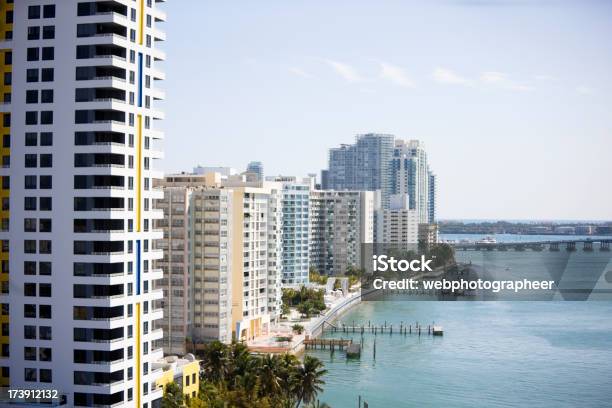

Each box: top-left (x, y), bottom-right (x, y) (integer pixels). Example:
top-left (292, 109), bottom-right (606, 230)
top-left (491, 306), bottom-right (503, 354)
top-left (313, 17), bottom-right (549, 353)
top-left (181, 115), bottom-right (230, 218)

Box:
top-left (3, 1), bottom-right (166, 406)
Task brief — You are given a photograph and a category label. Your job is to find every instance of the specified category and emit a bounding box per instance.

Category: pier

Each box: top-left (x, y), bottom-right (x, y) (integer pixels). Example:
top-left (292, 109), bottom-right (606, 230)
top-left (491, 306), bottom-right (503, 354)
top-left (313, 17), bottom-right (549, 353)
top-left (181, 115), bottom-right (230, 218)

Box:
top-left (323, 321), bottom-right (443, 336)
top-left (304, 338), bottom-right (352, 350)
top-left (452, 238), bottom-right (611, 252)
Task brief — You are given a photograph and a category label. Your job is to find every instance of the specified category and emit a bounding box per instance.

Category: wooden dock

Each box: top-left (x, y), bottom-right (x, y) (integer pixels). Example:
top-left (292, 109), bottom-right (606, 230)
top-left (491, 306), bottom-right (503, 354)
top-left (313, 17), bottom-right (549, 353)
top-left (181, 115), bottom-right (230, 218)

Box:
top-left (324, 321), bottom-right (443, 336)
top-left (303, 338), bottom-right (352, 350)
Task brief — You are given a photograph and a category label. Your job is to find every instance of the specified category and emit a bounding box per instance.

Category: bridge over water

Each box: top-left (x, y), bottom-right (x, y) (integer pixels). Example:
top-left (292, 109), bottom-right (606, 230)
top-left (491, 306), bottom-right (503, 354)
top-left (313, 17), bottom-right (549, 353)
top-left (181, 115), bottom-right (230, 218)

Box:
top-left (451, 238), bottom-right (611, 252)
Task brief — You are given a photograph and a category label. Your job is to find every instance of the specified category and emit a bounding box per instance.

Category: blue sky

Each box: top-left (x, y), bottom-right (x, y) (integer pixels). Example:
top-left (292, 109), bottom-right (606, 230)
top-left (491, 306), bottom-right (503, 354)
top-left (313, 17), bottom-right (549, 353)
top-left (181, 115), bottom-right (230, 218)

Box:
top-left (159, 0), bottom-right (612, 220)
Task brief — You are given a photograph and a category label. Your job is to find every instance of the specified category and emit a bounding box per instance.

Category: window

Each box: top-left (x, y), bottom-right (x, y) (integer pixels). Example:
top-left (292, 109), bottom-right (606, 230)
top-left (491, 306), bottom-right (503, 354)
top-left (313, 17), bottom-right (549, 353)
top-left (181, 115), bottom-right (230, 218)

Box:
top-left (24, 197), bottom-right (36, 210)
top-left (39, 305), bottom-right (51, 319)
top-left (27, 48), bottom-right (39, 62)
top-left (2, 114), bottom-right (9, 127)
top-left (39, 240), bottom-right (52, 254)
top-left (39, 284), bottom-right (51, 297)
top-left (41, 89), bottom-right (53, 103)
top-left (25, 154), bottom-right (37, 168)
top-left (25, 133), bottom-right (37, 146)
top-left (24, 325), bottom-right (36, 339)
top-left (28, 26), bottom-right (40, 40)
top-left (40, 197), bottom-right (52, 211)
top-left (130, 8), bottom-right (136, 22)
top-left (39, 262), bottom-right (51, 276)
top-left (24, 176), bottom-right (37, 189)
top-left (24, 218), bottom-right (37, 232)
top-left (26, 69), bottom-right (39, 83)
top-left (24, 283), bottom-right (36, 296)
top-left (39, 176), bottom-right (52, 189)
top-left (39, 218), bottom-right (52, 232)
top-left (24, 240), bottom-right (36, 253)
top-left (3, 72), bottom-right (10, 86)
top-left (24, 304), bottom-right (36, 318)
top-left (24, 261), bottom-right (36, 275)
top-left (40, 154), bottom-right (52, 168)
top-left (41, 111), bottom-right (53, 125)
top-left (25, 111), bottom-right (37, 125)
top-left (39, 326), bottom-right (52, 340)
top-left (42, 26), bottom-right (55, 39)
top-left (26, 90), bottom-right (38, 104)
top-left (28, 6), bottom-right (41, 19)
top-left (43, 5), bottom-right (56, 19)
top-left (39, 348), bottom-right (52, 361)
top-left (41, 68), bottom-right (54, 82)
top-left (40, 132), bottom-right (52, 146)
top-left (39, 369), bottom-right (52, 383)
top-left (24, 347), bottom-right (37, 360)
top-left (42, 47), bottom-right (54, 61)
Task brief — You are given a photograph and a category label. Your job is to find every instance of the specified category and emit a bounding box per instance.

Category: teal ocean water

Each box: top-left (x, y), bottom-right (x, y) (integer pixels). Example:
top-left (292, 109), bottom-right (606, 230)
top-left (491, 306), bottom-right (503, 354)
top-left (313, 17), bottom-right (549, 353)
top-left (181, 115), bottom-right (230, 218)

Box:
top-left (309, 301), bottom-right (612, 407)
top-left (310, 234), bottom-right (612, 407)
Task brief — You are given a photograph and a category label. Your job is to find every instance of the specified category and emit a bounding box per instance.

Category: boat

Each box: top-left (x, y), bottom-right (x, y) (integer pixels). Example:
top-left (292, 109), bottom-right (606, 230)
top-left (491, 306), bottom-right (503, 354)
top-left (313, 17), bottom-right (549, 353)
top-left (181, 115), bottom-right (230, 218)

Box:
top-left (476, 236), bottom-right (497, 245)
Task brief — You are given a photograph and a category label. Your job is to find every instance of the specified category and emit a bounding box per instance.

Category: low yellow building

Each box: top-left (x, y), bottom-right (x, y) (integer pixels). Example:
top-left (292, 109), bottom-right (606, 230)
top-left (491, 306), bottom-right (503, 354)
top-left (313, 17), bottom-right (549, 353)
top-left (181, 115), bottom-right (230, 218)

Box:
top-left (154, 354), bottom-right (201, 403)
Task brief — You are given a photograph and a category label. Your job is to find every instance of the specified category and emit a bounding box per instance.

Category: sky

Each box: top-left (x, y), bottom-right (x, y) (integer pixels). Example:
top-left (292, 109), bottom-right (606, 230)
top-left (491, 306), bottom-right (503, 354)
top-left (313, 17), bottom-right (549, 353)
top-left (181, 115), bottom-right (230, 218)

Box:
top-left (158, 0), bottom-right (612, 221)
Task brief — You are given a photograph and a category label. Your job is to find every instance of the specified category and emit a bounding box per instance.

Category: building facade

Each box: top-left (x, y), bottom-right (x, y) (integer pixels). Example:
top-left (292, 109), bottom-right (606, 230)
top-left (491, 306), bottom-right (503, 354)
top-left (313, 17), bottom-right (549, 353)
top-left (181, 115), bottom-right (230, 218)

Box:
top-left (325, 133), bottom-right (394, 208)
top-left (428, 170), bottom-right (436, 224)
top-left (376, 194), bottom-right (419, 248)
top-left (267, 176), bottom-right (311, 285)
top-left (392, 139), bottom-right (430, 224)
top-left (153, 186), bottom-right (191, 355)
top-left (3, 1), bottom-right (166, 406)
top-left (309, 190), bottom-right (378, 275)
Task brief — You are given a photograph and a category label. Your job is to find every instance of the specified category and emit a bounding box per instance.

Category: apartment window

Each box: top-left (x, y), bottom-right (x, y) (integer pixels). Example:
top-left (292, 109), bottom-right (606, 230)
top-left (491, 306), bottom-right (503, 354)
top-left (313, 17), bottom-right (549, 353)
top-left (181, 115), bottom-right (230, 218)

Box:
top-left (40, 197), bottom-right (52, 211)
top-left (146, 34), bottom-right (151, 48)
top-left (42, 47), bottom-right (54, 61)
top-left (146, 15), bottom-right (152, 28)
top-left (40, 154), bottom-right (52, 168)
top-left (24, 325), bottom-right (36, 339)
top-left (39, 305), bottom-right (51, 319)
top-left (41, 89), bottom-right (53, 103)
top-left (40, 132), bottom-right (53, 146)
top-left (42, 26), bottom-right (55, 39)
top-left (24, 283), bottom-right (36, 297)
top-left (25, 176), bottom-right (37, 189)
top-left (39, 219), bottom-right (52, 232)
top-left (24, 347), bottom-right (37, 361)
top-left (128, 134), bottom-right (134, 147)
top-left (41, 111), bottom-right (53, 125)
top-left (2, 114), bottom-right (9, 127)
top-left (24, 304), bottom-right (36, 318)
top-left (39, 326), bottom-right (52, 340)
top-left (43, 5), bottom-right (56, 19)
top-left (24, 261), bottom-right (36, 275)
top-left (27, 48), bottom-right (39, 62)
top-left (24, 197), bottom-right (36, 211)
top-left (39, 262), bottom-right (52, 276)
top-left (25, 112), bottom-right (37, 125)
top-left (39, 284), bottom-right (51, 297)
top-left (28, 6), bottom-right (41, 19)
top-left (25, 132), bottom-right (37, 146)
top-left (26, 90), bottom-right (38, 104)
top-left (24, 218), bottom-right (37, 232)
top-left (26, 69), bottom-right (39, 83)
top-left (130, 8), bottom-right (136, 22)
top-left (25, 154), bottom-right (37, 168)
top-left (146, 55), bottom-right (151, 68)
top-left (3, 72), bottom-right (10, 86)
top-left (130, 50), bottom-right (136, 63)
top-left (28, 26), bottom-right (40, 40)
top-left (40, 369), bottom-right (52, 383)
top-left (39, 176), bottom-right (52, 189)
top-left (41, 68), bottom-right (54, 82)
top-left (5, 10), bottom-right (12, 24)
top-left (130, 29), bottom-right (136, 43)
top-left (39, 240), bottom-right (52, 254)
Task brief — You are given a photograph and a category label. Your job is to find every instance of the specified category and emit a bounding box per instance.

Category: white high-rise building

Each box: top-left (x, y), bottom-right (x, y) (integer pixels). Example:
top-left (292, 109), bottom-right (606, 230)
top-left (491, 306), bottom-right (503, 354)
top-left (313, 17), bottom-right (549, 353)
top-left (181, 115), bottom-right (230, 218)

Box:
top-left (393, 139), bottom-right (430, 224)
top-left (376, 194), bottom-right (419, 248)
top-left (2, 1), bottom-right (166, 406)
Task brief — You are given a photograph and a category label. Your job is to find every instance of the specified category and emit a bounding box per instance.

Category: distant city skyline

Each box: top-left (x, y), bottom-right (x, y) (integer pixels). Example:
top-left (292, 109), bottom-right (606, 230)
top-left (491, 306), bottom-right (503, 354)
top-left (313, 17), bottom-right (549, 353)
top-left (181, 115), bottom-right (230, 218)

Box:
top-left (160, 0), bottom-right (612, 220)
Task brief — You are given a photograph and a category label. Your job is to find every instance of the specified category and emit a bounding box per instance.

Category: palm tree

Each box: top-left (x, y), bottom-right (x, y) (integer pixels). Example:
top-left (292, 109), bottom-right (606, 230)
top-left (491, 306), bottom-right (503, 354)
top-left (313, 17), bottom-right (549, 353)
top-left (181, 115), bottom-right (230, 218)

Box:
top-left (161, 382), bottom-right (184, 408)
top-left (293, 356), bottom-right (327, 407)
top-left (201, 341), bottom-right (228, 384)
top-left (256, 354), bottom-right (283, 396)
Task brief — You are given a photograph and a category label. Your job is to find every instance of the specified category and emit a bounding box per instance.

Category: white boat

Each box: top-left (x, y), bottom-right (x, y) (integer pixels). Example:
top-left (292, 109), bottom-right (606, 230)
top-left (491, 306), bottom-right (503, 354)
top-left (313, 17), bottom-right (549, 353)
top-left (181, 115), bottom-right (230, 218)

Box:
top-left (476, 236), bottom-right (497, 245)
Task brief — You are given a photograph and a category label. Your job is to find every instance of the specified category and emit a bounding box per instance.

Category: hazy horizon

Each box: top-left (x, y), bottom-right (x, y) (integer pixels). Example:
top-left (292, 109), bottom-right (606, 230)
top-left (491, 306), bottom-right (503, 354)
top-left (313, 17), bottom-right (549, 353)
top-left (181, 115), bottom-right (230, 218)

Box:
top-left (159, 0), bottom-right (612, 220)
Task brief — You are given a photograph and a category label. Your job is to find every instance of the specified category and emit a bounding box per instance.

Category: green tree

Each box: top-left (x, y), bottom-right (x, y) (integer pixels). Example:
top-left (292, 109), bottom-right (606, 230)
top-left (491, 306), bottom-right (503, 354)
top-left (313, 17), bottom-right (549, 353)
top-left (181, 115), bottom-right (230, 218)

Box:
top-left (162, 382), bottom-right (184, 408)
top-left (292, 324), bottom-right (304, 334)
top-left (293, 356), bottom-right (327, 407)
top-left (200, 341), bottom-right (228, 384)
